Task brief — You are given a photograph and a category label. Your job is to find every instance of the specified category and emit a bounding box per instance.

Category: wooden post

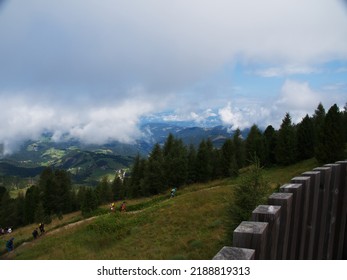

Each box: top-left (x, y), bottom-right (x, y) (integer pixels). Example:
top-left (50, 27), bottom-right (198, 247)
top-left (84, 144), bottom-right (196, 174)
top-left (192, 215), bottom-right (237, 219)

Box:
top-left (251, 205), bottom-right (281, 259)
top-left (233, 221), bottom-right (268, 260)
top-left (268, 192), bottom-right (293, 259)
top-left (324, 163), bottom-right (341, 259)
top-left (301, 171), bottom-right (321, 259)
top-left (335, 161), bottom-right (347, 259)
top-left (290, 176), bottom-right (310, 259)
top-left (280, 183), bottom-right (302, 259)
top-left (313, 166), bottom-right (332, 259)
top-left (212, 247), bottom-right (255, 260)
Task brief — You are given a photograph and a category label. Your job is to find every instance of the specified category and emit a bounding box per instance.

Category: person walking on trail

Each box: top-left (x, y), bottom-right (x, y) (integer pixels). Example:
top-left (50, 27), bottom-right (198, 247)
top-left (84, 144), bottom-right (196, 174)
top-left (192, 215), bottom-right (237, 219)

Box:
top-left (110, 202), bottom-right (115, 212)
top-left (6, 237), bottom-right (14, 252)
top-left (39, 223), bottom-right (45, 235)
top-left (120, 201), bottom-right (127, 212)
top-left (32, 228), bottom-right (39, 239)
top-left (170, 187), bottom-right (177, 198)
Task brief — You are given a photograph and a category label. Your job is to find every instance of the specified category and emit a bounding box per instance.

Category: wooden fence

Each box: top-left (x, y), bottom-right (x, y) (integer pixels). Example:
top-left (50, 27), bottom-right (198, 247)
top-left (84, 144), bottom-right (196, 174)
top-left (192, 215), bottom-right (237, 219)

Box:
top-left (213, 160), bottom-right (347, 260)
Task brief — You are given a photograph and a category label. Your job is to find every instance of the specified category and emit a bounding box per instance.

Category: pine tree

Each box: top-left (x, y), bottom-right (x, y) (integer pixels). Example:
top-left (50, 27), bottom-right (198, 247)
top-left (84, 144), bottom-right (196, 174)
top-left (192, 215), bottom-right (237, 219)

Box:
top-left (233, 128), bottom-right (246, 169)
top-left (263, 125), bottom-right (277, 166)
top-left (315, 104), bottom-right (345, 163)
top-left (221, 139), bottom-right (238, 177)
top-left (80, 188), bottom-right (98, 215)
top-left (312, 102), bottom-right (326, 149)
top-left (143, 143), bottom-right (165, 195)
top-left (245, 124), bottom-right (266, 165)
top-left (296, 115), bottom-right (315, 160)
top-left (226, 156), bottom-right (270, 243)
top-left (275, 113), bottom-right (297, 165)
top-left (196, 139), bottom-right (214, 182)
top-left (186, 144), bottom-right (197, 184)
top-left (162, 134), bottom-right (188, 188)
top-left (129, 154), bottom-right (146, 198)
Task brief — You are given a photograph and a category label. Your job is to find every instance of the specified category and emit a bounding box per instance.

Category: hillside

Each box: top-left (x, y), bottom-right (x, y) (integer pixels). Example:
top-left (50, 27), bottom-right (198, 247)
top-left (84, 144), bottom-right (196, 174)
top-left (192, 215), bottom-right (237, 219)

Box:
top-left (0, 159), bottom-right (318, 260)
top-left (0, 123), bottom-right (249, 188)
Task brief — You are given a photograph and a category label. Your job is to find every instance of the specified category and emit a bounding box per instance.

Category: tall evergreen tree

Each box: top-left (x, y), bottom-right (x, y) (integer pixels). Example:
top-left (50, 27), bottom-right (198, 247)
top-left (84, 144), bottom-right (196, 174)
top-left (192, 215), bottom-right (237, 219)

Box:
top-left (245, 124), bottom-right (266, 165)
top-left (162, 134), bottom-right (188, 188)
top-left (263, 125), bottom-right (277, 166)
top-left (296, 115), bottom-right (315, 160)
top-left (312, 102), bottom-right (326, 149)
top-left (129, 154), bottom-right (146, 198)
top-left (196, 139), bottom-right (214, 182)
top-left (24, 185), bottom-right (40, 224)
top-left (143, 143), bottom-right (165, 195)
top-left (233, 128), bottom-right (246, 169)
top-left (275, 113), bottom-right (297, 165)
top-left (315, 104), bottom-right (345, 163)
top-left (186, 144), bottom-right (197, 184)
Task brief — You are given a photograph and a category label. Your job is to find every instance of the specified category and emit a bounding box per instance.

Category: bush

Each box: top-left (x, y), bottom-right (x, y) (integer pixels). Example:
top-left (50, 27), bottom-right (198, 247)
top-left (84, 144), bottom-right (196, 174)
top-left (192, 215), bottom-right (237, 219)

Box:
top-left (225, 156), bottom-right (271, 243)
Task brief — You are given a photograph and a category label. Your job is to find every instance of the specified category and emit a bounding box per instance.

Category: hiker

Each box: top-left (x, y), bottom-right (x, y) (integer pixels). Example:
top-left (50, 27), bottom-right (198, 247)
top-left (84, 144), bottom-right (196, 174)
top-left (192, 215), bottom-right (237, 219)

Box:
top-left (120, 201), bottom-right (127, 212)
top-left (39, 223), bottom-right (45, 235)
top-left (6, 237), bottom-right (14, 252)
top-left (7, 227), bottom-right (12, 234)
top-left (32, 228), bottom-right (39, 239)
top-left (110, 202), bottom-right (115, 212)
top-left (170, 187), bottom-right (177, 198)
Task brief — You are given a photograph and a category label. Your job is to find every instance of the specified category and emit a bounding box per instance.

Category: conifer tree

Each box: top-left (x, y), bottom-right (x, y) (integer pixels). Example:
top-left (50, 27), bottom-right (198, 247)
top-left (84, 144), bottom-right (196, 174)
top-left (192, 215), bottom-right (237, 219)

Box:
top-left (263, 125), bottom-right (277, 166)
top-left (162, 134), bottom-right (188, 188)
top-left (196, 139), bottom-right (214, 182)
top-left (315, 104), bottom-right (345, 163)
top-left (143, 143), bottom-right (165, 195)
top-left (226, 156), bottom-right (270, 243)
top-left (275, 113), bottom-right (297, 165)
top-left (296, 115), bottom-right (315, 160)
top-left (186, 144), bottom-right (197, 184)
top-left (129, 154), bottom-right (146, 198)
top-left (312, 102), bottom-right (326, 148)
top-left (245, 124), bottom-right (266, 165)
top-left (233, 128), bottom-right (246, 169)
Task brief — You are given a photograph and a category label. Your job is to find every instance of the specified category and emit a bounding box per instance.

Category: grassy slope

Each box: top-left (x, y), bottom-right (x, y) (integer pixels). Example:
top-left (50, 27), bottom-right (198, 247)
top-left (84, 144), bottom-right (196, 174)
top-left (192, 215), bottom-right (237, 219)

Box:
top-left (1, 158), bottom-right (318, 260)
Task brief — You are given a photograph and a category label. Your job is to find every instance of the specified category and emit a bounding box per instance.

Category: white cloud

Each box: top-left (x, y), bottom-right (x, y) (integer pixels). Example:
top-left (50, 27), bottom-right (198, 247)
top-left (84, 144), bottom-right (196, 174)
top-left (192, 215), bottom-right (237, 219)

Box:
top-left (0, 0), bottom-right (347, 152)
top-left (255, 65), bottom-right (320, 77)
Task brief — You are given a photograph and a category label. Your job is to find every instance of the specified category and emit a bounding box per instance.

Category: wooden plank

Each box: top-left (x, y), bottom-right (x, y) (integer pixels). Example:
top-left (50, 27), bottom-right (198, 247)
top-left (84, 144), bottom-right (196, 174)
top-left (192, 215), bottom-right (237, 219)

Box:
top-left (290, 176), bottom-right (310, 259)
top-left (280, 183), bottom-right (302, 259)
top-left (251, 205), bottom-right (281, 259)
top-left (212, 246), bottom-right (255, 260)
top-left (301, 171), bottom-right (321, 259)
top-left (268, 192), bottom-right (293, 259)
top-left (233, 221), bottom-right (268, 260)
top-left (324, 163), bottom-right (341, 259)
top-left (335, 161), bottom-right (347, 259)
top-left (313, 166), bottom-right (332, 259)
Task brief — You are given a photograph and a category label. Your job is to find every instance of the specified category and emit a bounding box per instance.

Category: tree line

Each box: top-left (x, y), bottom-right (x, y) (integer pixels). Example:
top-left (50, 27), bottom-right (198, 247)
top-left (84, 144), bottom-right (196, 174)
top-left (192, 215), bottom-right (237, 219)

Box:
top-left (1, 102), bottom-right (346, 230)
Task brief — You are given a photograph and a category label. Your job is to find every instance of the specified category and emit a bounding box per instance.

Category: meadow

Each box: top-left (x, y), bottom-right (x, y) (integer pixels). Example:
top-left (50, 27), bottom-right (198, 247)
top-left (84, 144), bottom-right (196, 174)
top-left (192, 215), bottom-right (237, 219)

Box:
top-left (1, 158), bottom-right (318, 260)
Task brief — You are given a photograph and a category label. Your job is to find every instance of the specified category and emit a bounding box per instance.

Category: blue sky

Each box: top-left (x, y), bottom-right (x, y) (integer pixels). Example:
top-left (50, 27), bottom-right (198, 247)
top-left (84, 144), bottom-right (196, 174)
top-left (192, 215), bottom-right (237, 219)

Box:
top-left (0, 0), bottom-right (347, 153)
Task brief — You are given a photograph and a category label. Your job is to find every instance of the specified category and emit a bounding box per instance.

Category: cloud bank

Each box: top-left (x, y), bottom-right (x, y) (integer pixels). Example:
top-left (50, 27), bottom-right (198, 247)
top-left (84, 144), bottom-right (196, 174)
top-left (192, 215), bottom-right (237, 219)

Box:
top-left (0, 0), bottom-right (346, 153)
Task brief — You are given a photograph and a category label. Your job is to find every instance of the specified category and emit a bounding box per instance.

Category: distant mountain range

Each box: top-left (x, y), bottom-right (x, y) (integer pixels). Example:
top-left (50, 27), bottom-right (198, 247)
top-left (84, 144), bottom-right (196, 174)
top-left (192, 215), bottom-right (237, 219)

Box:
top-left (0, 123), bottom-right (249, 186)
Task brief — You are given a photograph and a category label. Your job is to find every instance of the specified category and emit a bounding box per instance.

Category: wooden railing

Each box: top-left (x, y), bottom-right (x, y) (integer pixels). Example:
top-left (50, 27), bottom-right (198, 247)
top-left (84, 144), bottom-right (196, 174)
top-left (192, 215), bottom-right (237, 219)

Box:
top-left (213, 160), bottom-right (347, 260)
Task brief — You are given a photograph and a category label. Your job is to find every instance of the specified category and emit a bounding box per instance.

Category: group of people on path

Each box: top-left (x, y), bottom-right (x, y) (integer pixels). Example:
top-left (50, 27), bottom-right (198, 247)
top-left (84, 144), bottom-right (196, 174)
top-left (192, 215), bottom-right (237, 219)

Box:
top-left (110, 201), bottom-right (127, 212)
top-left (0, 227), bottom-right (12, 235)
top-left (3, 222), bottom-right (46, 253)
top-left (32, 223), bottom-right (45, 239)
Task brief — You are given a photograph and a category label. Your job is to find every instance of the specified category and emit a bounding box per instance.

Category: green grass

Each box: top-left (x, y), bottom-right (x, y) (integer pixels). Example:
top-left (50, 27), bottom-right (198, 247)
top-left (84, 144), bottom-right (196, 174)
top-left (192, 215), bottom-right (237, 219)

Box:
top-left (1, 158), bottom-right (319, 260)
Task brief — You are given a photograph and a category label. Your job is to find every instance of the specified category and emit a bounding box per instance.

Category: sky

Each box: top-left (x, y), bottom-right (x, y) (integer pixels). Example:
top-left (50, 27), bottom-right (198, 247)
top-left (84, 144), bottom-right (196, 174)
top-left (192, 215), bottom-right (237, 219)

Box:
top-left (0, 0), bottom-right (347, 154)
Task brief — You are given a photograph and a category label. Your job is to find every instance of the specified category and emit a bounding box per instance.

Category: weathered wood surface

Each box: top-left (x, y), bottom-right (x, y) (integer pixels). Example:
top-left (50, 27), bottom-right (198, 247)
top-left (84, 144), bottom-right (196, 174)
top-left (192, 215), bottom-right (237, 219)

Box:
top-left (233, 221), bottom-right (268, 260)
top-left (301, 171), bottom-right (321, 259)
top-left (313, 166), bottom-right (332, 259)
top-left (290, 176), bottom-right (310, 259)
top-left (268, 192), bottom-right (293, 259)
top-left (251, 205), bottom-right (281, 259)
top-left (335, 161), bottom-right (347, 259)
top-left (324, 163), bottom-right (341, 259)
top-left (280, 183), bottom-right (302, 259)
top-left (213, 247), bottom-right (255, 260)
